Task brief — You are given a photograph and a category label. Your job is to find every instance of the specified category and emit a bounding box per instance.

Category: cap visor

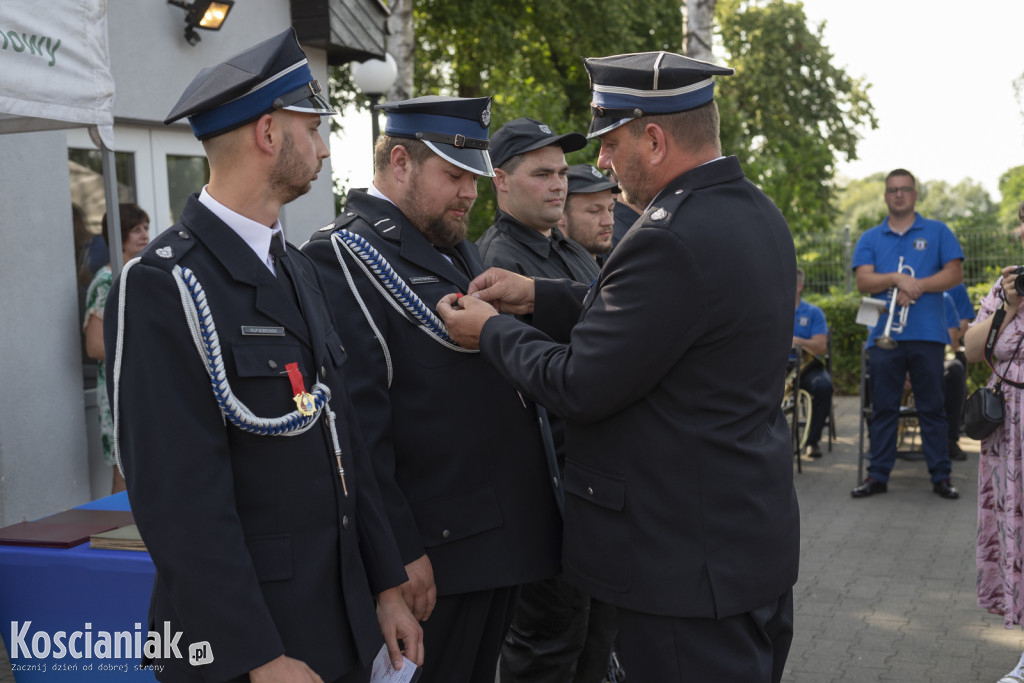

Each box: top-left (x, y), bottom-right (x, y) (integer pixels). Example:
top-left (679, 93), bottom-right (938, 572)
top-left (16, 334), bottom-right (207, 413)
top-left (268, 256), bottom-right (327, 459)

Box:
top-left (587, 115), bottom-right (632, 139)
top-left (424, 141), bottom-right (495, 177)
top-left (284, 91), bottom-right (339, 116)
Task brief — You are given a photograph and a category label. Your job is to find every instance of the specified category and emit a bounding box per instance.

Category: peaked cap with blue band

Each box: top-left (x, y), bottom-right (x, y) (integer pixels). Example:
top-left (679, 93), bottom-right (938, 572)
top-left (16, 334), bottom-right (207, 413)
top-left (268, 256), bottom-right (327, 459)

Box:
top-left (164, 28), bottom-right (337, 140)
top-left (376, 95), bottom-right (495, 177)
top-left (584, 51), bottom-right (734, 138)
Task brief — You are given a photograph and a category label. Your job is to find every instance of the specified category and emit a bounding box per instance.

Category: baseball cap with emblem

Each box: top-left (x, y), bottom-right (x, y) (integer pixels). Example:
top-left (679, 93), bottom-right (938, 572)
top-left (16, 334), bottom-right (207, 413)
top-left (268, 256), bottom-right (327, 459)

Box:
top-left (489, 117), bottom-right (588, 170)
top-left (164, 28), bottom-right (337, 140)
top-left (376, 95), bottom-right (496, 177)
top-left (584, 51), bottom-right (734, 138)
top-left (566, 164), bottom-right (619, 196)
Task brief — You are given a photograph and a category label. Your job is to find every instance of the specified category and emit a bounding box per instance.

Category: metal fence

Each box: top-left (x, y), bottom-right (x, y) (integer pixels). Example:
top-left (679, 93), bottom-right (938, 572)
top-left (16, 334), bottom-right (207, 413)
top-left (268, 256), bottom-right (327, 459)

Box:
top-left (798, 225), bottom-right (1022, 296)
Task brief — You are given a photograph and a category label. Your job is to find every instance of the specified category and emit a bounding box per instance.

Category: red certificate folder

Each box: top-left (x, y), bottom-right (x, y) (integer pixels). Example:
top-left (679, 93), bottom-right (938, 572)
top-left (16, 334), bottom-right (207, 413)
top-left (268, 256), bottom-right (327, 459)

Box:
top-left (0, 508), bottom-right (135, 548)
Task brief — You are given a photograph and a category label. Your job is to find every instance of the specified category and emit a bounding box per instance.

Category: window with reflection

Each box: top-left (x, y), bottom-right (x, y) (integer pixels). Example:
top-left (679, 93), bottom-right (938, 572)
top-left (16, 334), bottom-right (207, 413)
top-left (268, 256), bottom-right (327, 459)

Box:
top-left (167, 154), bottom-right (210, 223)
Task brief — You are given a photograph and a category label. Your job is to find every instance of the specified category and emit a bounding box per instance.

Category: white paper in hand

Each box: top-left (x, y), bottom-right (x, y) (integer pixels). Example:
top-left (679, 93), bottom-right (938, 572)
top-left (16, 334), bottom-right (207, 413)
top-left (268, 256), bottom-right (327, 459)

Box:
top-left (370, 643), bottom-right (420, 683)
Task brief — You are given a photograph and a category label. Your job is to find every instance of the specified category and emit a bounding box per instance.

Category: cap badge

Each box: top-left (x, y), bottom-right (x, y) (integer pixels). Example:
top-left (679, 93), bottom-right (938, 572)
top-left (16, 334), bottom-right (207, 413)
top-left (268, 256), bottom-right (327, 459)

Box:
top-left (650, 208), bottom-right (667, 221)
top-left (480, 102), bottom-right (491, 127)
top-left (590, 167), bottom-right (603, 179)
top-left (539, 124), bottom-right (552, 134)
top-left (156, 246), bottom-right (174, 259)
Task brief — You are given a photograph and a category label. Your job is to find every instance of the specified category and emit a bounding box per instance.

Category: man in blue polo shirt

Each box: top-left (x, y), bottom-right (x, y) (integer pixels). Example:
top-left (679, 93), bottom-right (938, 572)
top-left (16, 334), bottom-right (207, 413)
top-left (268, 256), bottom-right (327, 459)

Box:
top-left (851, 168), bottom-right (964, 500)
top-left (792, 268), bottom-right (832, 459)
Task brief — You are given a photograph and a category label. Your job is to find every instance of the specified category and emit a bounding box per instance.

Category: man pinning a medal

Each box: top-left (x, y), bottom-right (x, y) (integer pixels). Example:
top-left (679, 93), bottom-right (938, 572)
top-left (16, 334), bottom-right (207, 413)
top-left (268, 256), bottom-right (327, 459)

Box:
top-left (439, 51), bottom-right (800, 683)
top-left (106, 29), bottom-right (420, 683)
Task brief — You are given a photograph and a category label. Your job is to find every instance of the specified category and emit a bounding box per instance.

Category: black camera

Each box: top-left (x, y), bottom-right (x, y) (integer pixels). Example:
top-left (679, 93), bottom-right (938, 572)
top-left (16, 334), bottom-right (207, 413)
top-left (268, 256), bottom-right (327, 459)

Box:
top-left (1015, 266), bottom-right (1024, 298)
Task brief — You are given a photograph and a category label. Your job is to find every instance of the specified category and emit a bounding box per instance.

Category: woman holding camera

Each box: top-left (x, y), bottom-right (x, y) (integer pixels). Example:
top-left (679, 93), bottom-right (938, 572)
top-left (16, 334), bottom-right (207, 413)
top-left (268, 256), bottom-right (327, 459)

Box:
top-left (964, 201), bottom-right (1024, 683)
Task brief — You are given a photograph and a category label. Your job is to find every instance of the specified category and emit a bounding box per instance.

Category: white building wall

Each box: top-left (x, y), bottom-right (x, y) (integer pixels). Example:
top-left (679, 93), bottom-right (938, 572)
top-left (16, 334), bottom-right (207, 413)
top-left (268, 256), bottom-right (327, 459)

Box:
top-left (0, 130), bottom-right (92, 526)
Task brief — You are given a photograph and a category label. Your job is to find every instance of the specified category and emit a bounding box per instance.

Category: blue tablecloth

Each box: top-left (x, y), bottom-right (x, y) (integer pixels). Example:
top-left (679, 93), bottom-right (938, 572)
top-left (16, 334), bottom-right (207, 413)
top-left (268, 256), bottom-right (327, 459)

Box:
top-left (0, 492), bottom-right (156, 681)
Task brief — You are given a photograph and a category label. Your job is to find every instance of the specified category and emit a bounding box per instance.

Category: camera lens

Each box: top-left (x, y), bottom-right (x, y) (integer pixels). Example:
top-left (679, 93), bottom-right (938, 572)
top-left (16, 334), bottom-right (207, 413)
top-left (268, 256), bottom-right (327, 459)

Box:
top-left (1015, 267), bottom-right (1024, 298)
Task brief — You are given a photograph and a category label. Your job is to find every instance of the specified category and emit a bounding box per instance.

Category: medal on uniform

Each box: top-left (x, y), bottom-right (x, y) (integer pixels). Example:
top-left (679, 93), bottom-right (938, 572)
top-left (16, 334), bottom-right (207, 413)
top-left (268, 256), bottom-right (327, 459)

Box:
top-left (285, 362), bottom-right (316, 416)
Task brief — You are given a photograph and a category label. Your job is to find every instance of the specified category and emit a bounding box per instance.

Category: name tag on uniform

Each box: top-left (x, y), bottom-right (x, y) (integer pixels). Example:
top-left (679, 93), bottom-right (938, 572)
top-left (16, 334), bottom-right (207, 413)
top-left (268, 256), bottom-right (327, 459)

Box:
top-left (409, 276), bottom-right (439, 285)
top-left (241, 325), bottom-right (286, 336)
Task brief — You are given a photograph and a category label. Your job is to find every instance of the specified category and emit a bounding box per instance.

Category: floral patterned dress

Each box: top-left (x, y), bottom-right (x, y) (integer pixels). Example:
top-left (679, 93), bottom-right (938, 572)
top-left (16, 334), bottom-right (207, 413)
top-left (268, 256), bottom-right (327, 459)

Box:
top-left (83, 265), bottom-right (114, 466)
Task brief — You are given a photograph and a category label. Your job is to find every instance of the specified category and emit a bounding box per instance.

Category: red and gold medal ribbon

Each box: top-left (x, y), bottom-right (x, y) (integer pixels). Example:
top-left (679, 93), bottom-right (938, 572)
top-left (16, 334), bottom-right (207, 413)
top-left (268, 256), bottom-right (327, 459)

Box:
top-left (285, 362), bottom-right (316, 416)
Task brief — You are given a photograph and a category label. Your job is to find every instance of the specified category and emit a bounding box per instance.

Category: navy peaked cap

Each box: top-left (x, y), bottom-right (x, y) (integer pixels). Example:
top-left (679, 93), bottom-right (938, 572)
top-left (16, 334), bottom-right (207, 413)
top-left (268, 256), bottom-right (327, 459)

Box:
top-left (164, 28), bottom-right (336, 140)
top-left (489, 117), bottom-right (587, 170)
top-left (377, 95), bottom-right (496, 177)
top-left (566, 164), bottom-right (618, 196)
top-left (584, 51), bottom-right (734, 137)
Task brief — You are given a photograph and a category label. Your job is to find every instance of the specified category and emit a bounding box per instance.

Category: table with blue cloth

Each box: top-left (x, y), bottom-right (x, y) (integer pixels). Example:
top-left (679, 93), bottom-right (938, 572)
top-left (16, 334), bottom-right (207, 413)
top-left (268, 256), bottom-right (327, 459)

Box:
top-left (0, 492), bottom-right (156, 681)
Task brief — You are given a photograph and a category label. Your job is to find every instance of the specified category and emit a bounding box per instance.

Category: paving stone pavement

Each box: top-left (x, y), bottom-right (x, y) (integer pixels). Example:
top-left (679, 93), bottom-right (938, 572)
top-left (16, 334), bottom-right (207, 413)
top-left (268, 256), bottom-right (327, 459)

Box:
top-left (786, 395), bottom-right (1024, 683)
top-left (2, 395), bottom-right (1023, 682)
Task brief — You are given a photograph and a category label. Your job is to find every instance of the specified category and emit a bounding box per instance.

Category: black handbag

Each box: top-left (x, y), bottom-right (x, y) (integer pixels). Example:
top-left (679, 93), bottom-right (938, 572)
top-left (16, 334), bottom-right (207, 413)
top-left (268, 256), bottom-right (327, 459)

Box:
top-left (964, 384), bottom-right (1005, 439)
top-left (964, 306), bottom-right (1024, 440)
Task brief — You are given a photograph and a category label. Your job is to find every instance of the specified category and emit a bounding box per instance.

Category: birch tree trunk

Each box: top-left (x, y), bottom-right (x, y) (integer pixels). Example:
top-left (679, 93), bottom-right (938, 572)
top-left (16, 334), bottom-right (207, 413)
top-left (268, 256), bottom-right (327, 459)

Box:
top-left (684, 0), bottom-right (715, 63)
top-left (387, 0), bottom-right (415, 101)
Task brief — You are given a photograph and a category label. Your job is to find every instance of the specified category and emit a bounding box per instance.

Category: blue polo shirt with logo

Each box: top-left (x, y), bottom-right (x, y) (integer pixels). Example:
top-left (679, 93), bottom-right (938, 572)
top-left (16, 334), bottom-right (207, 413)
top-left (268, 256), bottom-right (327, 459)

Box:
top-left (794, 300), bottom-right (827, 340)
top-left (852, 212), bottom-right (963, 347)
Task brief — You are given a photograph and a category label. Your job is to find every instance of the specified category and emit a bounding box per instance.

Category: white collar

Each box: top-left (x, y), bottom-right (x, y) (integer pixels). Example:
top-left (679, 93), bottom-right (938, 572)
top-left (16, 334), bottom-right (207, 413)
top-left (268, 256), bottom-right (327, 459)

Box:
top-left (199, 187), bottom-right (283, 273)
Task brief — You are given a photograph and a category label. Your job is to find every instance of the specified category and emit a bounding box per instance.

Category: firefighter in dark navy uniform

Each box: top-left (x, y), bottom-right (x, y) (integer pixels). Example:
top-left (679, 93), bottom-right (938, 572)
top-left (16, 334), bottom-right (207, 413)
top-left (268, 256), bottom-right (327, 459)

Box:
top-left (302, 96), bottom-right (562, 683)
top-left (440, 52), bottom-right (800, 683)
top-left (106, 29), bottom-right (420, 683)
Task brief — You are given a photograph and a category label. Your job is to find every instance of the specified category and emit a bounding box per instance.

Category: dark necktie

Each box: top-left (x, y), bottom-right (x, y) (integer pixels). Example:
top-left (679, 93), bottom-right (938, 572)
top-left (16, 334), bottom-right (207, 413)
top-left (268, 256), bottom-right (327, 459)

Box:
top-left (437, 244), bottom-right (471, 278)
top-left (269, 234), bottom-right (301, 312)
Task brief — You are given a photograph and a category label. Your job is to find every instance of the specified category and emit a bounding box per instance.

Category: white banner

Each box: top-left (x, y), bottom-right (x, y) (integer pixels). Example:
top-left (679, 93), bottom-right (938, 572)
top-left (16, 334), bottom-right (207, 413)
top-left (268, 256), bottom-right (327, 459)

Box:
top-left (0, 0), bottom-right (114, 148)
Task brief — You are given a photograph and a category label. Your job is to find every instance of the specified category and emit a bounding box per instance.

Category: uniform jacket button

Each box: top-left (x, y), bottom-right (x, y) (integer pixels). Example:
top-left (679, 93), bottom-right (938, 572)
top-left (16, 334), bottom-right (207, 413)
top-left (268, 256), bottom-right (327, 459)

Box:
top-left (342, 515), bottom-right (350, 530)
top-left (442, 529), bottom-right (450, 538)
top-left (553, 477), bottom-right (560, 488)
top-left (268, 360), bottom-right (278, 369)
top-left (587, 486), bottom-right (594, 496)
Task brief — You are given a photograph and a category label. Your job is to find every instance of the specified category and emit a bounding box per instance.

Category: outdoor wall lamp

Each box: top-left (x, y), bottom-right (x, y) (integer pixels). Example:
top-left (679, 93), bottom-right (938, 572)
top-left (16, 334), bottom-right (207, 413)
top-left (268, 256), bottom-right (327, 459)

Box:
top-left (168, 0), bottom-right (235, 46)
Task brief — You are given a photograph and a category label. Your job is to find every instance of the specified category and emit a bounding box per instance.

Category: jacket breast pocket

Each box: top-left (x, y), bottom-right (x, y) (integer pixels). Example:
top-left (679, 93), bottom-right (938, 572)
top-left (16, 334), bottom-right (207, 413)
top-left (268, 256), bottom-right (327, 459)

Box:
top-left (411, 486), bottom-right (504, 547)
top-left (246, 534), bottom-right (294, 582)
top-left (231, 341), bottom-right (305, 379)
top-left (562, 460), bottom-right (631, 592)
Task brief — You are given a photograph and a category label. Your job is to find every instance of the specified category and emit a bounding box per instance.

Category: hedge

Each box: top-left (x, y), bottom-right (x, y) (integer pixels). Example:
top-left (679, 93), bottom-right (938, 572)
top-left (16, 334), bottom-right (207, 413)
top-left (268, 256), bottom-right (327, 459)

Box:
top-left (803, 279), bottom-right (999, 396)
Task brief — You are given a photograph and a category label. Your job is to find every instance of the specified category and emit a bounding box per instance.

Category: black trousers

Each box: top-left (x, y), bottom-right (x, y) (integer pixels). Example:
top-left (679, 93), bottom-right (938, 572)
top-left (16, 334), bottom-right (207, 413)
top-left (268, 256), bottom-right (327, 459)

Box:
top-left (944, 357), bottom-right (966, 443)
top-left (614, 587), bottom-right (794, 683)
top-left (419, 586), bottom-right (519, 683)
top-left (499, 575), bottom-right (618, 683)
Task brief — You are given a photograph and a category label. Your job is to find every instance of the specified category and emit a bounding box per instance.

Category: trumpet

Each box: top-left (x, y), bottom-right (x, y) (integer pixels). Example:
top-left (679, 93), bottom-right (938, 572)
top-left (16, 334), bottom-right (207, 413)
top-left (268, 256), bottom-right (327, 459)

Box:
top-left (875, 256), bottom-right (915, 350)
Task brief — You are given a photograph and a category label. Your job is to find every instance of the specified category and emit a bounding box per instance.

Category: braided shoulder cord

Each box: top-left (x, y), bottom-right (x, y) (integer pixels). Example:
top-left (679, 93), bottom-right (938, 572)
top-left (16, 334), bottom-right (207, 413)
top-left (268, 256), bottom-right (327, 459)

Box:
top-left (110, 259), bottom-right (332, 477)
top-left (330, 234), bottom-right (395, 388)
top-left (332, 229), bottom-right (477, 355)
top-left (174, 265), bottom-right (331, 435)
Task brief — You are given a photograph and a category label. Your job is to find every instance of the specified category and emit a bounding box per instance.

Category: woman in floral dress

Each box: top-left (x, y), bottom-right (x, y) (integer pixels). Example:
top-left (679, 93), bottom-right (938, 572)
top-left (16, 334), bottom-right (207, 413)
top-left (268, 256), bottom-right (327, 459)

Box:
top-left (83, 203), bottom-right (150, 494)
top-left (965, 201), bottom-right (1024, 683)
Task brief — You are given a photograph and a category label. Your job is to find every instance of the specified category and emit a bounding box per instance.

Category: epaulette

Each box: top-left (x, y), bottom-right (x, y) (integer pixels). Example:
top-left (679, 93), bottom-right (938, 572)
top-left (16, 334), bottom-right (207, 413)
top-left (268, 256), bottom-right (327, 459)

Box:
top-left (640, 187), bottom-right (692, 230)
top-left (138, 227), bottom-right (197, 271)
top-left (308, 210), bottom-right (361, 243)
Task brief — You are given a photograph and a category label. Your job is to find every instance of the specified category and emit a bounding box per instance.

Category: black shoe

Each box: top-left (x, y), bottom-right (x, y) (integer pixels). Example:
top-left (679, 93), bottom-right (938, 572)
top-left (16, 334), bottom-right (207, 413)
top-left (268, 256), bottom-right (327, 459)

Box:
top-left (949, 442), bottom-right (967, 461)
top-left (852, 477), bottom-right (887, 498)
top-left (933, 478), bottom-right (959, 499)
top-left (807, 442), bottom-right (823, 459)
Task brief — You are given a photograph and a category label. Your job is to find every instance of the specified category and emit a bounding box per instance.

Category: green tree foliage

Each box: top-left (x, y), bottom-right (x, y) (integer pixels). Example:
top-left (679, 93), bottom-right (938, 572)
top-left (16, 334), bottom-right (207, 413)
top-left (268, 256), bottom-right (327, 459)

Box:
top-left (714, 0), bottom-right (876, 235)
top-left (412, 0), bottom-right (684, 238)
top-left (834, 173), bottom-right (886, 233)
top-left (917, 179), bottom-right (996, 230)
top-left (998, 164), bottom-right (1024, 227)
